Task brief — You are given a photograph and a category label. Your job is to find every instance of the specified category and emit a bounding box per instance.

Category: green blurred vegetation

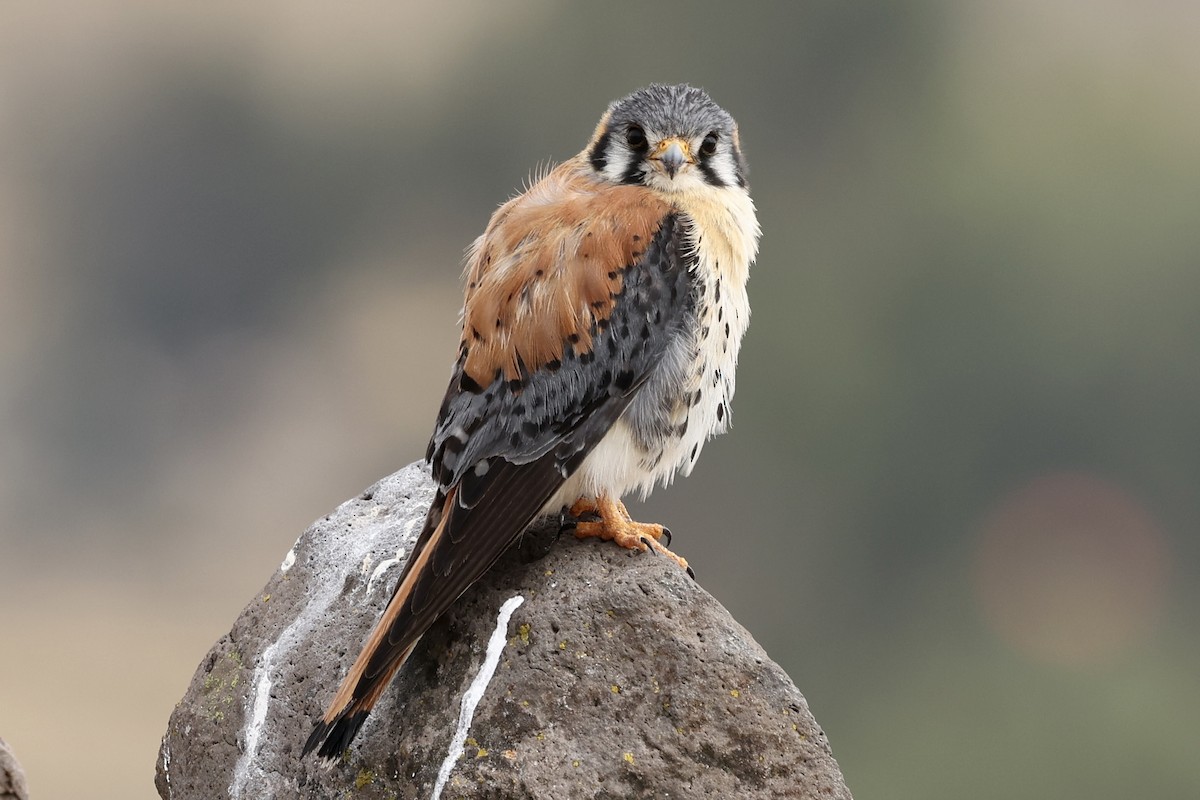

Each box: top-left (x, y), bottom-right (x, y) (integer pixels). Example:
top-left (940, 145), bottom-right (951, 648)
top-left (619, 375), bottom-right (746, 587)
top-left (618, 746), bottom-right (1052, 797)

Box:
top-left (1, 2), bottom-right (1197, 798)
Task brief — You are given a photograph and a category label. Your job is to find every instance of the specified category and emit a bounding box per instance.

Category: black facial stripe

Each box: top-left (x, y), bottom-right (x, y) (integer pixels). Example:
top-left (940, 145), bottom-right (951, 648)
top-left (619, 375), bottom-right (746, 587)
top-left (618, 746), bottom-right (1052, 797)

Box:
top-left (620, 156), bottom-right (645, 185)
top-left (589, 130), bottom-right (611, 171)
top-left (696, 157), bottom-right (726, 187)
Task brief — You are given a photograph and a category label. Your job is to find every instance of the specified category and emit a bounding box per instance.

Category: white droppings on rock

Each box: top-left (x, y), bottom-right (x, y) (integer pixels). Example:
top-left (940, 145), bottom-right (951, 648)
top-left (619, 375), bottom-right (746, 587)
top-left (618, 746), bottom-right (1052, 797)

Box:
top-left (227, 469), bottom-right (432, 799)
top-left (230, 580), bottom-right (339, 798)
top-left (366, 518), bottom-right (421, 595)
top-left (159, 743), bottom-right (171, 798)
top-left (366, 546), bottom-right (406, 594)
top-left (431, 594), bottom-right (525, 800)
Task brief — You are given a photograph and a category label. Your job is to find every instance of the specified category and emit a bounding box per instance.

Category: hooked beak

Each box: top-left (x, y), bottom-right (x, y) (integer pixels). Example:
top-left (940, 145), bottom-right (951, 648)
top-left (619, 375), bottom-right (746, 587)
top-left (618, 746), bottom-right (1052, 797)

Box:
top-left (654, 137), bottom-right (691, 178)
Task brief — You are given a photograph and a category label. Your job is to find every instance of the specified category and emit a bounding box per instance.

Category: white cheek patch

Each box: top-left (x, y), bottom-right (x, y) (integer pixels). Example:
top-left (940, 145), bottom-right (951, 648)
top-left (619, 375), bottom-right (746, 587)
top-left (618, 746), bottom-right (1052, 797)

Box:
top-left (710, 152), bottom-right (741, 187)
top-left (600, 151), bottom-right (629, 183)
top-left (600, 140), bottom-right (637, 184)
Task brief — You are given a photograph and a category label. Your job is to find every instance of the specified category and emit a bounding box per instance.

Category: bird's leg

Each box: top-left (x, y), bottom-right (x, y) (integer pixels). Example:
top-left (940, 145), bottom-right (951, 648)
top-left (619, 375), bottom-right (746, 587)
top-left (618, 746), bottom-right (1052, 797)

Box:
top-left (569, 495), bottom-right (689, 572)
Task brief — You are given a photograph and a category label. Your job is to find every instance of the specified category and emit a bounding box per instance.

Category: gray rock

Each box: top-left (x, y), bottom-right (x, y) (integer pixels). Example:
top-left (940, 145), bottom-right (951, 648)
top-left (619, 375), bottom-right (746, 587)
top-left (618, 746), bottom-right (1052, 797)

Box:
top-left (157, 463), bottom-right (852, 799)
top-left (1, 737), bottom-right (30, 800)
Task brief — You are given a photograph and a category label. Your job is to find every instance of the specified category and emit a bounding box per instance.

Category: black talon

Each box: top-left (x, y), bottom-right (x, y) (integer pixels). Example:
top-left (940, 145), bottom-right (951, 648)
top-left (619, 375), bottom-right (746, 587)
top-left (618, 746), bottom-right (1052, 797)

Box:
top-left (557, 507), bottom-right (577, 538)
top-left (660, 526), bottom-right (672, 547)
top-left (686, 565), bottom-right (696, 580)
top-left (639, 536), bottom-right (658, 554)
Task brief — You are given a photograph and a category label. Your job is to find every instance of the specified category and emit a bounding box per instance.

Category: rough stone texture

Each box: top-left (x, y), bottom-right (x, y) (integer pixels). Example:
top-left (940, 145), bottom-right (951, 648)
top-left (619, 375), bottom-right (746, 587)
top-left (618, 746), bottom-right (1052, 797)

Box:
top-left (1, 738), bottom-right (30, 800)
top-left (157, 463), bottom-right (852, 799)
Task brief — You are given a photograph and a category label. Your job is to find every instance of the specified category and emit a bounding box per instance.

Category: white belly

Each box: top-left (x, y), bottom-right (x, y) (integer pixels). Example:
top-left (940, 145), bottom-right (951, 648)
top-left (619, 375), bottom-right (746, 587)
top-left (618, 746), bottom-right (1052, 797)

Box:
top-left (544, 184), bottom-right (756, 511)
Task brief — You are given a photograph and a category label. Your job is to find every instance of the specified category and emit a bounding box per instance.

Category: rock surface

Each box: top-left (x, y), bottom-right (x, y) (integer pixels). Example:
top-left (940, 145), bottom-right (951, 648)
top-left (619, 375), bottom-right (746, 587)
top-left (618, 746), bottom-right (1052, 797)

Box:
top-left (157, 463), bottom-right (852, 799)
top-left (1, 738), bottom-right (30, 800)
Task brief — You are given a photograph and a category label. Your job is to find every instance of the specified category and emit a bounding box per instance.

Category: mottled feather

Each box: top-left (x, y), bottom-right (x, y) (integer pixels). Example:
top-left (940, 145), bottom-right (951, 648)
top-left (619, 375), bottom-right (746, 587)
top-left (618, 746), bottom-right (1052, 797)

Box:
top-left (305, 162), bottom-right (696, 759)
top-left (305, 83), bottom-right (760, 762)
top-left (461, 165), bottom-right (671, 385)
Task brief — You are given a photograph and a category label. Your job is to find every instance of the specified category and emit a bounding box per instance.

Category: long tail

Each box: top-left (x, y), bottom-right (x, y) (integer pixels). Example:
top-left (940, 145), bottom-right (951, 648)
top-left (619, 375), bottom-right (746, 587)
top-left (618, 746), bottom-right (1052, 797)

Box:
top-left (303, 444), bottom-right (574, 759)
top-left (302, 495), bottom-right (452, 759)
top-left (301, 642), bottom-right (416, 759)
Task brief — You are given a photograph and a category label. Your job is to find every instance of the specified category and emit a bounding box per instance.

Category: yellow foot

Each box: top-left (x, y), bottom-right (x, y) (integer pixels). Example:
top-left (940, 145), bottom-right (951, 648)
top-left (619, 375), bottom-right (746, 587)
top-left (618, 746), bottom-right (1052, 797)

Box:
top-left (568, 496), bottom-right (691, 575)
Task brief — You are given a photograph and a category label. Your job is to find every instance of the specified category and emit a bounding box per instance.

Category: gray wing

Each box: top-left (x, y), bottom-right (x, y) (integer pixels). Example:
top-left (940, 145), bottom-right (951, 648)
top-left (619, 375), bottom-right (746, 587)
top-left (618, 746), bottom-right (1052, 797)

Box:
top-left (305, 212), bottom-right (697, 759)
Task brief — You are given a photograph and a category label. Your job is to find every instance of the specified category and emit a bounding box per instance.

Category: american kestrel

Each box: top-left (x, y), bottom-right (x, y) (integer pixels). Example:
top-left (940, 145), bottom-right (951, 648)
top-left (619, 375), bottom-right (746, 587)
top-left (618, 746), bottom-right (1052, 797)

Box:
top-left (304, 84), bottom-right (760, 758)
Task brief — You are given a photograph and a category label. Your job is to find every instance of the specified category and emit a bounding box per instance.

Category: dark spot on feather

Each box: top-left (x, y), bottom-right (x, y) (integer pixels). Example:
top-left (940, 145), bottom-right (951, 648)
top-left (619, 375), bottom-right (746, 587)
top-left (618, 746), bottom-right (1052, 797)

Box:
top-left (510, 432), bottom-right (521, 447)
top-left (459, 373), bottom-right (483, 393)
top-left (607, 271), bottom-right (617, 279)
top-left (614, 370), bottom-right (635, 392)
top-left (535, 269), bottom-right (544, 277)
top-left (512, 403), bottom-right (525, 417)
top-left (716, 404), bottom-right (725, 422)
top-left (508, 378), bottom-right (524, 393)
top-left (522, 421), bottom-right (540, 439)
top-left (632, 234), bottom-right (641, 242)
top-left (725, 322), bottom-right (730, 338)
top-left (690, 443), bottom-right (699, 462)
top-left (568, 332), bottom-right (581, 344)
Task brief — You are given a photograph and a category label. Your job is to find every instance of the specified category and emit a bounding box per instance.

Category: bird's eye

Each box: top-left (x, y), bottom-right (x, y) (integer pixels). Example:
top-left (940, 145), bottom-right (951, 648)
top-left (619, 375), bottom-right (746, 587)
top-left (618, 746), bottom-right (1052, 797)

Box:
top-left (700, 132), bottom-right (719, 156)
top-left (625, 125), bottom-right (647, 149)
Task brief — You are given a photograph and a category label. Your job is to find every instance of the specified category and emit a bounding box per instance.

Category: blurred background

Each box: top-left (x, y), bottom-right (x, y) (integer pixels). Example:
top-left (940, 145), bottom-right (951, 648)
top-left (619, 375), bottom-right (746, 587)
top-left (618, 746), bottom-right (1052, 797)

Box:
top-left (2, 2), bottom-right (1197, 797)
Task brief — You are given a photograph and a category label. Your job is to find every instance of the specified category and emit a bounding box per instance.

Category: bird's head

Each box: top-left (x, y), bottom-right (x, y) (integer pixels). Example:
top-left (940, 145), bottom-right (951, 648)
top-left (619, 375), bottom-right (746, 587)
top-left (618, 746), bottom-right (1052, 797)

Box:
top-left (587, 84), bottom-right (748, 193)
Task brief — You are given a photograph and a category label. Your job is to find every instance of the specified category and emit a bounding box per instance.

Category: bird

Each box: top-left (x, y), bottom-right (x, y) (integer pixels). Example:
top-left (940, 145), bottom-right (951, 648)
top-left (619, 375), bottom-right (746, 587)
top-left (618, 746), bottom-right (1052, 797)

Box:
top-left (303, 83), bottom-right (760, 759)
